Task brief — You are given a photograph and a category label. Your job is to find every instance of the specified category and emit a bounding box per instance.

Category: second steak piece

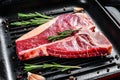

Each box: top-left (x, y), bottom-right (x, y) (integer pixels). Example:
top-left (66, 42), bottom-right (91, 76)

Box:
top-left (16, 13), bottom-right (96, 60)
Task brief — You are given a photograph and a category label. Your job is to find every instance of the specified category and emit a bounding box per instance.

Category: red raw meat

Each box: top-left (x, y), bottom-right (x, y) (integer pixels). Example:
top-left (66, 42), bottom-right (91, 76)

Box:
top-left (16, 13), bottom-right (112, 60)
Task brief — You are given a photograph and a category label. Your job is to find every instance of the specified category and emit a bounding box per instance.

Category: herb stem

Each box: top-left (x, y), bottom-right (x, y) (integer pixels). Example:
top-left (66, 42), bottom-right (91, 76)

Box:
top-left (18, 12), bottom-right (53, 19)
top-left (10, 18), bottom-right (50, 26)
top-left (24, 63), bottom-right (81, 72)
top-left (47, 28), bottom-right (81, 42)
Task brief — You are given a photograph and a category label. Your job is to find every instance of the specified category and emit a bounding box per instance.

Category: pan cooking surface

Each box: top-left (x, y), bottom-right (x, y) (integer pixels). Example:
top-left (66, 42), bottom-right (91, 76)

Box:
top-left (0, 0), bottom-right (120, 80)
top-left (95, 0), bottom-right (120, 28)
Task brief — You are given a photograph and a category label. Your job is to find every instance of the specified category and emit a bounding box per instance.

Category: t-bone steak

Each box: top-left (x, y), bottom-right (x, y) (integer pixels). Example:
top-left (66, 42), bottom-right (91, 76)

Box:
top-left (16, 13), bottom-right (112, 60)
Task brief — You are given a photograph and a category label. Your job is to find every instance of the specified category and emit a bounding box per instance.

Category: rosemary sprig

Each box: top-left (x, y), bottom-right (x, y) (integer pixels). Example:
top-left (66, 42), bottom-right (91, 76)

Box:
top-left (10, 18), bottom-right (50, 26)
top-left (24, 62), bottom-right (81, 72)
top-left (18, 12), bottom-right (52, 19)
top-left (47, 28), bottom-right (81, 42)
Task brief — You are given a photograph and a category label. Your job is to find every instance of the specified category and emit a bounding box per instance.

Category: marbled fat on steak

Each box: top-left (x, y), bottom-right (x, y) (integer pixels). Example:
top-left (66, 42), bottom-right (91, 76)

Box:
top-left (16, 13), bottom-right (112, 60)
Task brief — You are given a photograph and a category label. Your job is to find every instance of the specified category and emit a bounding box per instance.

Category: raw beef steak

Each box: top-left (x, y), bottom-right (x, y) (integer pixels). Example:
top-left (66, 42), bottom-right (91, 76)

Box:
top-left (16, 13), bottom-right (112, 60)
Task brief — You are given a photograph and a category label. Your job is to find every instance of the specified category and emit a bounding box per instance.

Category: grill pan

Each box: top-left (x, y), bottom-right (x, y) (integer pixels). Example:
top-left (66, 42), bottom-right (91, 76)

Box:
top-left (95, 0), bottom-right (120, 28)
top-left (0, 0), bottom-right (120, 80)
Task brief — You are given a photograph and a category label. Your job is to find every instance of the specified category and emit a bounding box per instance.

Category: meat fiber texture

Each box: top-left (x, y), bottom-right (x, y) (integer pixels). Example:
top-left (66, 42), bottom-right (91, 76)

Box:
top-left (16, 13), bottom-right (112, 60)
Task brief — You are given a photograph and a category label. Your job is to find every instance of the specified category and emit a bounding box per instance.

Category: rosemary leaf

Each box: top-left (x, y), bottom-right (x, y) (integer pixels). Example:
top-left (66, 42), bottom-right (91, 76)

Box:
top-left (57, 30), bottom-right (74, 35)
top-left (47, 28), bottom-right (82, 42)
top-left (24, 63), bottom-right (81, 72)
top-left (35, 12), bottom-right (52, 19)
top-left (18, 12), bottom-right (52, 19)
top-left (10, 18), bottom-right (50, 26)
top-left (47, 36), bottom-right (59, 42)
top-left (10, 21), bottom-right (31, 26)
top-left (47, 30), bottom-right (75, 42)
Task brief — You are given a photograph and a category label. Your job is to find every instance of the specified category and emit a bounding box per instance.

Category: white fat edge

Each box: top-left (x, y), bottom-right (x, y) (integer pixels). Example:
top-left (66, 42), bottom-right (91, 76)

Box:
top-left (41, 46), bottom-right (49, 56)
top-left (16, 17), bottom-right (58, 41)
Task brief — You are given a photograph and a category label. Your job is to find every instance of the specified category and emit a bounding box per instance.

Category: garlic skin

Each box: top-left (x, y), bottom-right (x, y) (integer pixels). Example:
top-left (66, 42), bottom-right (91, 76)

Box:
top-left (27, 72), bottom-right (45, 80)
top-left (74, 7), bottom-right (84, 12)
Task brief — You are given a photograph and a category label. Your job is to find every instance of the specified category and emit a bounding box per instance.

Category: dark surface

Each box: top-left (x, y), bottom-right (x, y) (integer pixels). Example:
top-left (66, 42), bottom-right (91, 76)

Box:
top-left (96, 0), bottom-right (120, 27)
top-left (0, 0), bottom-right (120, 80)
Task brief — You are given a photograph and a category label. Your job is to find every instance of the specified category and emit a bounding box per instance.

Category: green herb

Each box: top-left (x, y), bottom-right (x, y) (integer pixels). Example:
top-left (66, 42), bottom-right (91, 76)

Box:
top-left (10, 12), bottom-right (53, 26)
top-left (18, 12), bottom-right (52, 19)
top-left (24, 62), bottom-right (81, 72)
top-left (10, 18), bottom-right (50, 26)
top-left (47, 28), bottom-right (81, 42)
